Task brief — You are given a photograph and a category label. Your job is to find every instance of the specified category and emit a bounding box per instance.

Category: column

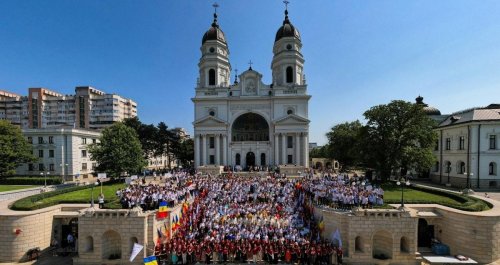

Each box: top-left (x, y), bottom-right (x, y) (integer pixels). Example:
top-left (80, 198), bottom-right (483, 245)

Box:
top-left (274, 133), bottom-right (279, 166)
top-left (202, 134), bottom-right (207, 166)
top-left (303, 133), bottom-right (309, 167)
top-left (281, 133), bottom-right (287, 165)
top-left (222, 134), bottom-right (227, 166)
top-left (194, 134), bottom-right (200, 167)
top-left (215, 134), bottom-right (220, 165)
top-left (295, 133), bottom-right (301, 165)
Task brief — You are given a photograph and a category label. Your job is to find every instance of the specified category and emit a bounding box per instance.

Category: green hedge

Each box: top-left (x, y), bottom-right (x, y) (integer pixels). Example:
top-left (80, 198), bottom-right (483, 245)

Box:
top-left (0, 176), bottom-right (62, 185)
top-left (10, 185), bottom-right (91, 211)
top-left (384, 184), bottom-right (491, 212)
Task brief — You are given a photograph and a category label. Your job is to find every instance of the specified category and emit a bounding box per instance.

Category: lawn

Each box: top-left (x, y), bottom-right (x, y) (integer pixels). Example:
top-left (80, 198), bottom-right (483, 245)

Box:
top-left (0, 185), bottom-right (39, 192)
top-left (381, 183), bottom-right (491, 211)
top-left (11, 183), bottom-right (126, 211)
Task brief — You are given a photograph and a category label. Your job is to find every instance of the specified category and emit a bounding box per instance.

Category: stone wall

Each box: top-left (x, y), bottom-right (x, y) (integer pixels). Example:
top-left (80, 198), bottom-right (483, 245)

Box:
top-left (411, 204), bottom-right (500, 264)
top-left (0, 203), bottom-right (87, 263)
top-left (315, 207), bottom-right (417, 265)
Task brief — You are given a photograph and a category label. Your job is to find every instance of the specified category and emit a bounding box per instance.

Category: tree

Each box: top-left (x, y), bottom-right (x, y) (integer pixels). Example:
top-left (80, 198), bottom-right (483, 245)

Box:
top-left (123, 117), bottom-right (158, 159)
top-left (325, 120), bottom-right (363, 169)
top-left (89, 122), bottom-right (147, 178)
top-left (0, 120), bottom-right (37, 177)
top-left (361, 100), bottom-right (437, 182)
top-left (156, 122), bottom-right (180, 169)
top-left (177, 138), bottom-right (194, 167)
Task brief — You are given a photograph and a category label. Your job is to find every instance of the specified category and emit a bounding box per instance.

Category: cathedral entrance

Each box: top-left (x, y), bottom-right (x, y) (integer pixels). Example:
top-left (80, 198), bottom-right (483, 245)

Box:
top-left (232, 113), bottom-right (269, 142)
top-left (246, 152), bottom-right (256, 168)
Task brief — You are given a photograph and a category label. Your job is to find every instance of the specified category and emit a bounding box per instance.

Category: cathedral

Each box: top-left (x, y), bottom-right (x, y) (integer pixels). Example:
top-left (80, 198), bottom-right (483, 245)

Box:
top-left (192, 5), bottom-right (311, 171)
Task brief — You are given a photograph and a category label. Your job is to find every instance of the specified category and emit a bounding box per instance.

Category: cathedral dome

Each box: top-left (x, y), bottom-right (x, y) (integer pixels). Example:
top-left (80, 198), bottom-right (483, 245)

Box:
top-left (275, 10), bottom-right (301, 42)
top-left (415, 95), bottom-right (441, 115)
top-left (202, 13), bottom-right (226, 45)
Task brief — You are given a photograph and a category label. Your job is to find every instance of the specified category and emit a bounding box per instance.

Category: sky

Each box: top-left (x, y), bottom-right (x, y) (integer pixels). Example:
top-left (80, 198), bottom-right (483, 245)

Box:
top-left (1, 0), bottom-right (500, 145)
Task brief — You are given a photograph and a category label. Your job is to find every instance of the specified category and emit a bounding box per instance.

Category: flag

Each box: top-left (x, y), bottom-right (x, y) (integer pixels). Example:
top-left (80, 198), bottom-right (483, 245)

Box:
top-left (157, 228), bottom-right (163, 239)
top-left (157, 201), bottom-right (168, 219)
top-left (144, 256), bottom-right (158, 265)
top-left (332, 228), bottom-right (342, 248)
top-left (318, 216), bottom-right (325, 231)
top-left (129, 243), bottom-right (143, 262)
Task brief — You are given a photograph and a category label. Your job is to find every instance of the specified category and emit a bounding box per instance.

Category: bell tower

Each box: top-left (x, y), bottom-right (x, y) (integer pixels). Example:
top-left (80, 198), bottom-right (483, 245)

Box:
top-left (271, 1), bottom-right (305, 87)
top-left (198, 3), bottom-right (231, 88)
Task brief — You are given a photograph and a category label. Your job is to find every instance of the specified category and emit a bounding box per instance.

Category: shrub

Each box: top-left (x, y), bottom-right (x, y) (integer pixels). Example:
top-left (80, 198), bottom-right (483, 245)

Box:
top-left (0, 176), bottom-right (62, 185)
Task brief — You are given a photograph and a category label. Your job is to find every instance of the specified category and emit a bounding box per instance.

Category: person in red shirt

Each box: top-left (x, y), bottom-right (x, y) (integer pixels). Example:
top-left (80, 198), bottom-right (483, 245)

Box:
top-left (285, 247), bottom-right (292, 264)
top-left (252, 243), bottom-right (261, 263)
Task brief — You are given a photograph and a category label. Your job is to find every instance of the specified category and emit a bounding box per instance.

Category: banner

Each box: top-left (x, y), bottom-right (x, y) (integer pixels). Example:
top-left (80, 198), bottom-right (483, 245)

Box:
top-left (144, 256), bottom-right (158, 265)
top-left (97, 173), bottom-right (107, 179)
top-left (131, 175), bottom-right (138, 180)
top-left (332, 228), bottom-right (342, 248)
top-left (129, 243), bottom-right (143, 262)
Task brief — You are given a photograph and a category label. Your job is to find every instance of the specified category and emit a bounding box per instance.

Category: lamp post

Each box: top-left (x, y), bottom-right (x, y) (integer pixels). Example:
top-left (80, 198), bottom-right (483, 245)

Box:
top-left (40, 172), bottom-right (46, 187)
top-left (90, 181), bottom-right (99, 208)
top-left (396, 177), bottom-right (410, 208)
top-left (60, 163), bottom-right (68, 184)
top-left (463, 172), bottom-right (474, 192)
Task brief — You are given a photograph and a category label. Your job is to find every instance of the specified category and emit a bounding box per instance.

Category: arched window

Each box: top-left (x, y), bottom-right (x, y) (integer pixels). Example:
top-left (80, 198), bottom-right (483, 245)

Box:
top-left (355, 236), bottom-right (363, 252)
top-left (445, 161), bottom-right (452, 173)
top-left (458, 161), bottom-right (465, 174)
top-left (208, 69), bottom-right (216, 86)
top-left (400, 236), bottom-right (409, 253)
top-left (84, 236), bottom-right (94, 252)
top-left (286, 66), bottom-right (293, 83)
top-left (235, 153), bottom-right (241, 166)
top-left (434, 161), bottom-right (440, 172)
top-left (260, 153), bottom-right (266, 166)
top-left (490, 162), bottom-right (497, 175)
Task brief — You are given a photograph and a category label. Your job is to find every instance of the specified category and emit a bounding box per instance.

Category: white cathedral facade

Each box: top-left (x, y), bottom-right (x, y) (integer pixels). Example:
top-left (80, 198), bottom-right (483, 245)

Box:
top-left (192, 7), bottom-right (311, 170)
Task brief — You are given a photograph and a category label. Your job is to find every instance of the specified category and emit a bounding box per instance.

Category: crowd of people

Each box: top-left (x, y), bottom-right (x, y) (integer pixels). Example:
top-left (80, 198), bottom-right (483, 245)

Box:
top-left (302, 174), bottom-right (385, 210)
top-left (114, 170), bottom-right (385, 264)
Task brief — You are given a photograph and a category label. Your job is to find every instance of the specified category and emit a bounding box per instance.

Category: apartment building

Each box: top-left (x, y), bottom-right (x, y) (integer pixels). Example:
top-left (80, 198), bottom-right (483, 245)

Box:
top-left (0, 86), bottom-right (137, 130)
top-left (0, 90), bottom-right (29, 128)
top-left (430, 104), bottom-right (500, 189)
top-left (16, 128), bottom-right (101, 181)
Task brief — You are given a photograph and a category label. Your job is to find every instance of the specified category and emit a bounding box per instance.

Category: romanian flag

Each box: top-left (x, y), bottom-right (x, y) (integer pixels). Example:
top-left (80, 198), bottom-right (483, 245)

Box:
top-left (157, 201), bottom-right (168, 219)
top-left (144, 256), bottom-right (158, 265)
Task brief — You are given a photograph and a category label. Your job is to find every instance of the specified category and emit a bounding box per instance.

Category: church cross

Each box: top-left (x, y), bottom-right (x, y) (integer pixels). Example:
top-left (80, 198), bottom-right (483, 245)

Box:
top-left (248, 60), bottom-right (253, 70)
top-left (213, 2), bottom-right (219, 13)
top-left (283, 0), bottom-right (289, 11)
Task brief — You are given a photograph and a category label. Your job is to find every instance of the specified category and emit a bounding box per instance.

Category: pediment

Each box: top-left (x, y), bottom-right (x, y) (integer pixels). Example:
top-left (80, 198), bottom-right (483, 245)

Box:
top-left (273, 114), bottom-right (310, 125)
top-left (193, 116), bottom-right (228, 127)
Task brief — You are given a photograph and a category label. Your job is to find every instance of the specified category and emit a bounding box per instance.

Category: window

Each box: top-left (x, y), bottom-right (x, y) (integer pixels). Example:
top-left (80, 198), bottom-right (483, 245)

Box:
top-left (260, 153), bottom-right (266, 166)
top-left (445, 138), bottom-right (451, 150)
top-left (287, 109), bottom-right (293, 115)
top-left (38, 163), bottom-right (44, 171)
top-left (82, 163), bottom-right (87, 170)
top-left (38, 137), bottom-right (43, 144)
top-left (49, 136), bottom-right (54, 144)
top-left (49, 164), bottom-right (54, 171)
top-left (434, 139), bottom-right (439, 151)
top-left (209, 137), bottom-right (215, 149)
top-left (287, 136), bottom-right (293, 148)
top-left (445, 161), bottom-right (451, 173)
top-left (490, 135), bottom-right (497, 150)
top-left (209, 155), bottom-right (215, 165)
top-left (459, 136), bottom-right (465, 150)
top-left (92, 163), bottom-right (97, 170)
top-left (287, 155), bottom-right (293, 164)
top-left (82, 138), bottom-right (87, 144)
top-left (82, 150), bottom-right (87, 157)
top-left (28, 164), bottom-right (34, 171)
top-left (490, 162), bottom-right (497, 175)
top-left (38, 150), bottom-right (44, 158)
top-left (27, 137), bottom-right (33, 144)
top-left (209, 110), bottom-right (215, 116)
top-left (235, 153), bottom-right (241, 166)
top-left (434, 161), bottom-right (440, 172)
top-left (92, 138), bottom-right (97, 144)
top-left (458, 161), bottom-right (465, 174)
top-left (208, 69), bottom-right (216, 86)
top-left (49, 150), bottom-right (54, 158)
top-left (286, 66), bottom-right (293, 83)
